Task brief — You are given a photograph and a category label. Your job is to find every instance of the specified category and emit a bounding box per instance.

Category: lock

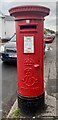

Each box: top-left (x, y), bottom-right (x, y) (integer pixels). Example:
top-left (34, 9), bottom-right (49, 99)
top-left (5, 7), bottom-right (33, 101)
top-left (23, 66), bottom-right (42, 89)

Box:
top-left (34, 64), bottom-right (40, 68)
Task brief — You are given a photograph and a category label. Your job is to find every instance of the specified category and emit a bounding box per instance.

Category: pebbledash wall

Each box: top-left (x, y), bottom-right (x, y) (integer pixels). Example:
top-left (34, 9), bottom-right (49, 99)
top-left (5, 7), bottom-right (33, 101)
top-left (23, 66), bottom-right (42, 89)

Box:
top-left (0, 11), bottom-right (15, 42)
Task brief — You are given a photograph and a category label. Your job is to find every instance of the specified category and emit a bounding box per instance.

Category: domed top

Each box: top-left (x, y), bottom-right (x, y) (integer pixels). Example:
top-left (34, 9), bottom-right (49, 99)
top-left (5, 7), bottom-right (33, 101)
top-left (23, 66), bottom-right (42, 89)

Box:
top-left (9, 5), bottom-right (50, 18)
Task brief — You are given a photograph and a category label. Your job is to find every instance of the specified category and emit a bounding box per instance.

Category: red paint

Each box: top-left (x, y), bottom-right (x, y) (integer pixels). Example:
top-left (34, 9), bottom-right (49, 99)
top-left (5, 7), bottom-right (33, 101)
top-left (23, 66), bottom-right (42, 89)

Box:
top-left (44, 36), bottom-right (53, 43)
top-left (9, 5), bottom-right (50, 97)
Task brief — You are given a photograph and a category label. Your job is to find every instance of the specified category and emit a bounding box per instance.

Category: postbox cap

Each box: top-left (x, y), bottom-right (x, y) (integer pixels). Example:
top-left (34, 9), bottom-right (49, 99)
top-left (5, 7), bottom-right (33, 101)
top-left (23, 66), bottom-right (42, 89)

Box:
top-left (9, 5), bottom-right (50, 18)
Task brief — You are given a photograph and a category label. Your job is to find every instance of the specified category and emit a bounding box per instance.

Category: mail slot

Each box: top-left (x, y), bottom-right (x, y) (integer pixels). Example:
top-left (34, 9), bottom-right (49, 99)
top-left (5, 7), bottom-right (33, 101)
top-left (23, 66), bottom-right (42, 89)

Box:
top-left (20, 25), bottom-right (37, 30)
top-left (9, 5), bottom-right (50, 115)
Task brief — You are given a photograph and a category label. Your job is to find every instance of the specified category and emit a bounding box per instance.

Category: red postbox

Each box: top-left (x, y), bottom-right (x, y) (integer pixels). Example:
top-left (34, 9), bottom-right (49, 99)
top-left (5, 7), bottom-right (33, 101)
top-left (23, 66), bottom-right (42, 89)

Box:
top-left (9, 5), bottom-right (50, 115)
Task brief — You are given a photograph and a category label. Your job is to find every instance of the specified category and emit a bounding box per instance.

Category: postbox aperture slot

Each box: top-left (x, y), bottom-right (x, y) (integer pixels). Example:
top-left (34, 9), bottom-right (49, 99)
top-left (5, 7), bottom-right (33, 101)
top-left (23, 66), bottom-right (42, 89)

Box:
top-left (20, 25), bottom-right (36, 30)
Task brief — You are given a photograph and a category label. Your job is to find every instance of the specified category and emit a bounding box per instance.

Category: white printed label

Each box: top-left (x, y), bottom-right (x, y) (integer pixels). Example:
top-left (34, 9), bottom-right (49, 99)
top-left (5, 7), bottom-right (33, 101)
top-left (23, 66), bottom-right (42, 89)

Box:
top-left (24, 36), bottom-right (34, 53)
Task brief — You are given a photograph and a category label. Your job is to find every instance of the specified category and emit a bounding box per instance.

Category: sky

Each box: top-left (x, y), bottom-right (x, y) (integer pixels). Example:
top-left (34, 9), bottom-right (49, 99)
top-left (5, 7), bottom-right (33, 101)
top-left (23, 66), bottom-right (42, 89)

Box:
top-left (0, 0), bottom-right (57, 32)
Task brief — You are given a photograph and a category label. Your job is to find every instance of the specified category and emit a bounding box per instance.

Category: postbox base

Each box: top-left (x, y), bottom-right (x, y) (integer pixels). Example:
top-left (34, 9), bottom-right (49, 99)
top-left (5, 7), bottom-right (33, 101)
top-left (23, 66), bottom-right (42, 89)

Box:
top-left (18, 93), bottom-right (45, 116)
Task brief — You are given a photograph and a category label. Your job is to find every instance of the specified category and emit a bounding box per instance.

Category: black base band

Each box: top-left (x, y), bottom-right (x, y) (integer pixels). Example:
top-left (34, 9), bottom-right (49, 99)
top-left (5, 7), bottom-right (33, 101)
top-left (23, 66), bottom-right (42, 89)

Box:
top-left (18, 93), bottom-right (45, 116)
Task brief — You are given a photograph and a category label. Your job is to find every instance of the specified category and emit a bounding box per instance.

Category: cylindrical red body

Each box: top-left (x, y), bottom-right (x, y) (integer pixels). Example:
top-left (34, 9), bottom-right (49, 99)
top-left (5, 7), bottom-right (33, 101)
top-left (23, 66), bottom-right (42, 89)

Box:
top-left (17, 19), bottom-right (44, 97)
top-left (9, 5), bottom-right (50, 115)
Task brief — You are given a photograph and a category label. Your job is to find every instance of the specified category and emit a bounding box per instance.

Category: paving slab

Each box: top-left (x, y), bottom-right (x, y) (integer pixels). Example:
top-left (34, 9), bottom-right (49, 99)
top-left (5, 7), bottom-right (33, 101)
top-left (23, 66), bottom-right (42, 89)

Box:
top-left (7, 91), bottom-right (56, 118)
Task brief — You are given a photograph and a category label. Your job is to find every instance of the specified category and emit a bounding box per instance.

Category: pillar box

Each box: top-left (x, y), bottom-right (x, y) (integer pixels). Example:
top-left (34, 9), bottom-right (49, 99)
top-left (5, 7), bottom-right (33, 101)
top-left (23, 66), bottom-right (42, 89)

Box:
top-left (9, 5), bottom-right (50, 115)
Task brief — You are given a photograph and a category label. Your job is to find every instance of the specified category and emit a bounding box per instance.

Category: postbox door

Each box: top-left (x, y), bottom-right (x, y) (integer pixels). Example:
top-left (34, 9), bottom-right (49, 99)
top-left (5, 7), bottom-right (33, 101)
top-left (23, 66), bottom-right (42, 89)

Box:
top-left (17, 28), bottom-right (44, 97)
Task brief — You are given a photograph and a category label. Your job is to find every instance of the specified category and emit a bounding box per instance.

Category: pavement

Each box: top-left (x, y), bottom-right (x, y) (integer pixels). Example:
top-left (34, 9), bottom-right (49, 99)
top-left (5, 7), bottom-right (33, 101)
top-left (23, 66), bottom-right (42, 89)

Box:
top-left (1, 38), bottom-right (58, 119)
top-left (7, 93), bottom-right (56, 119)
